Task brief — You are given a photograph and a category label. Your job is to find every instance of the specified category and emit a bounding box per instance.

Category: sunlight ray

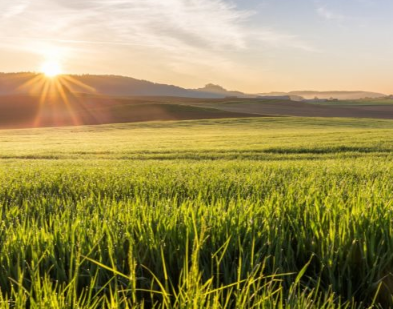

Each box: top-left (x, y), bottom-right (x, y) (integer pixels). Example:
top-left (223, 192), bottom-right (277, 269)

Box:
top-left (62, 75), bottom-right (96, 93)
top-left (55, 79), bottom-right (81, 126)
top-left (17, 75), bottom-right (44, 91)
top-left (15, 72), bottom-right (103, 128)
top-left (59, 78), bottom-right (99, 123)
top-left (33, 80), bottom-right (51, 127)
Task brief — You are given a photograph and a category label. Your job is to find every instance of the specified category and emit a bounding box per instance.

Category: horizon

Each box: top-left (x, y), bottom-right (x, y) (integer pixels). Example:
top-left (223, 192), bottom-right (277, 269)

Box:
top-left (0, 71), bottom-right (389, 95)
top-left (1, 0), bottom-right (392, 94)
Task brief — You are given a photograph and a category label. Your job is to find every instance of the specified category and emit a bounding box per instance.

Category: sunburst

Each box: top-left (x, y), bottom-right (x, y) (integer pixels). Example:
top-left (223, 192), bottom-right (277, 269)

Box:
top-left (17, 64), bottom-right (97, 128)
top-left (41, 61), bottom-right (63, 78)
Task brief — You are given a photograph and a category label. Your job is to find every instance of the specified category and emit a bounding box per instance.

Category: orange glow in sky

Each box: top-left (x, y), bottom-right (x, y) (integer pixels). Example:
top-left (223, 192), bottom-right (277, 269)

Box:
top-left (0, 0), bottom-right (392, 94)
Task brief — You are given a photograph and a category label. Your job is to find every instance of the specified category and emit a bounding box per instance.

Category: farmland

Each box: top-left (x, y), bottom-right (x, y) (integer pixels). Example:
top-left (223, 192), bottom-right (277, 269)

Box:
top-left (2, 94), bottom-right (393, 130)
top-left (308, 98), bottom-right (393, 106)
top-left (0, 117), bottom-right (393, 308)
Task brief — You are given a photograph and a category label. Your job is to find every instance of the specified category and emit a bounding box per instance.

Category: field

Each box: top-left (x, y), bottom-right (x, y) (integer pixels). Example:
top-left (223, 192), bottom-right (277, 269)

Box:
top-left (0, 95), bottom-right (259, 130)
top-left (309, 99), bottom-right (393, 106)
top-left (0, 117), bottom-right (393, 308)
top-left (190, 99), bottom-right (393, 120)
top-left (2, 94), bottom-right (393, 130)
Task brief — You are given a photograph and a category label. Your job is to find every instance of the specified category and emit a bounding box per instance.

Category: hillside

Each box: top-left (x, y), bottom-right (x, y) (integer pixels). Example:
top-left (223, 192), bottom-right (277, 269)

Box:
top-left (0, 73), bottom-right (387, 100)
top-left (187, 98), bottom-right (393, 120)
top-left (259, 90), bottom-right (386, 100)
top-left (0, 94), bottom-right (261, 129)
top-left (0, 73), bottom-right (224, 98)
top-left (1, 93), bottom-right (393, 130)
top-left (194, 83), bottom-right (255, 98)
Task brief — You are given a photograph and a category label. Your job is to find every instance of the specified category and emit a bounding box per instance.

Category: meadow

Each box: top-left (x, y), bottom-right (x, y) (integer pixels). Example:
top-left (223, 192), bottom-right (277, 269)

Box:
top-left (0, 117), bottom-right (392, 308)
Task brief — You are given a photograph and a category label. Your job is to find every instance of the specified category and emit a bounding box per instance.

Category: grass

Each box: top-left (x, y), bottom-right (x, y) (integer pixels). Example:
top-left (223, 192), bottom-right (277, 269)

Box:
top-left (0, 117), bottom-right (392, 308)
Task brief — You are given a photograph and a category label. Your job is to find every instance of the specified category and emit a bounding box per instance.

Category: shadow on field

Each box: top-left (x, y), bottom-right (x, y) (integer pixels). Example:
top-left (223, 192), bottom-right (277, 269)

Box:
top-left (0, 94), bottom-right (262, 129)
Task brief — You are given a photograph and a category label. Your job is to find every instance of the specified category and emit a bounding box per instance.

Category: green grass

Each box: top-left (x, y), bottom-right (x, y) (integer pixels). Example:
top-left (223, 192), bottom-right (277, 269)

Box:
top-left (0, 117), bottom-right (392, 308)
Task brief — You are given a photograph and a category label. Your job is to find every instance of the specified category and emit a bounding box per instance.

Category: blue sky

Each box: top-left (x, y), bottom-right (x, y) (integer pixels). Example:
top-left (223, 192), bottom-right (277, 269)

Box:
top-left (0, 0), bottom-right (392, 93)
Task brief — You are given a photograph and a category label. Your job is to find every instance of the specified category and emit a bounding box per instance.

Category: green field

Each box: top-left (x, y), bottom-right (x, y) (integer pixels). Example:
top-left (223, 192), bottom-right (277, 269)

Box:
top-left (0, 117), bottom-right (393, 308)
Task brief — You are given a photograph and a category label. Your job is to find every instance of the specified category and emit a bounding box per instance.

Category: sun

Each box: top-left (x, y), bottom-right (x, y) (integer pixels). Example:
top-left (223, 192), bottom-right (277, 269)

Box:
top-left (41, 61), bottom-right (62, 78)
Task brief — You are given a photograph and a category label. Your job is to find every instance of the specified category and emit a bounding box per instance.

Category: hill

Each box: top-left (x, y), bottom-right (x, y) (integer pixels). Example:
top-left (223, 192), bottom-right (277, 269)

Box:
top-left (1, 93), bottom-right (393, 130)
top-left (0, 94), bottom-right (262, 129)
top-left (194, 83), bottom-right (255, 98)
top-left (259, 90), bottom-right (386, 100)
top-left (187, 98), bottom-right (393, 119)
top-left (0, 73), bottom-right (239, 99)
top-left (1, 73), bottom-right (386, 100)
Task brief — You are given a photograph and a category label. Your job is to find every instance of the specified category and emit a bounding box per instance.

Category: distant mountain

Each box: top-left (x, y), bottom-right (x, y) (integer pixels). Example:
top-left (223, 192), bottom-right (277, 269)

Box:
top-left (195, 84), bottom-right (255, 98)
top-left (0, 73), bottom-right (386, 100)
top-left (0, 73), bottom-right (260, 99)
top-left (0, 73), bottom-right (225, 98)
top-left (259, 91), bottom-right (386, 100)
top-left (257, 94), bottom-right (301, 101)
top-left (257, 92), bottom-right (304, 101)
top-left (74, 75), bottom-right (224, 98)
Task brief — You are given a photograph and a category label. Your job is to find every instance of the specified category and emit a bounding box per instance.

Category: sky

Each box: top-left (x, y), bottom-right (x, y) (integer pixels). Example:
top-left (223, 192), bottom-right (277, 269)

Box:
top-left (0, 0), bottom-right (392, 94)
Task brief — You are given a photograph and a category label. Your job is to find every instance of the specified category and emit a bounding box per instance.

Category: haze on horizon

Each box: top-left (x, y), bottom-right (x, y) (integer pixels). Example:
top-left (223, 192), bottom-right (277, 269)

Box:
top-left (0, 0), bottom-right (392, 95)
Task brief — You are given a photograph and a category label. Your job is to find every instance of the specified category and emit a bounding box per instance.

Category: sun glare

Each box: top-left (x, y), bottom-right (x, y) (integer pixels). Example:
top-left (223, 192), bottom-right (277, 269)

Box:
top-left (41, 61), bottom-right (62, 77)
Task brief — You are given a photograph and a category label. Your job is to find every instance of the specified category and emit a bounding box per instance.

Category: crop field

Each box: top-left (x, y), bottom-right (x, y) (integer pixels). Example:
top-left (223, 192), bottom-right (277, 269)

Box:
top-left (309, 99), bottom-right (393, 106)
top-left (189, 99), bottom-right (393, 120)
top-left (0, 95), bottom-right (259, 130)
top-left (0, 117), bottom-right (393, 308)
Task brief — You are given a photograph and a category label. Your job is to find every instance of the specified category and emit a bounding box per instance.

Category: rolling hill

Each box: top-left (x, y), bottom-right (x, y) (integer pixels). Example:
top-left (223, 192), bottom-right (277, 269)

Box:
top-left (259, 90), bottom-right (386, 100)
top-left (0, 73), bottom-right (239, 98)
top-left (0, 94), bottom-right (262, 129)
top-left (1, 73), bottom-right (387, 100)
top-left (0, 73), bottom-right (392, 130)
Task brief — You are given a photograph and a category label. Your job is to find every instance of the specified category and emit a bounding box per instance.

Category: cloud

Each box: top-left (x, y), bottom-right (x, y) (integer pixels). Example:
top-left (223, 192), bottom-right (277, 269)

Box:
top-left (0, 0), bottom-right (30, 18)
top-left (1, 0), bottom-right (316, 53)
top-left (354, 0), bottom-right (376, 6)
top-left (44, 0), bottom-right (252, 50)
top-left (316, 5), bottom-right (346, 21)
top-left (0, 0), bottom-right (318, 78)
top-left (314, 1), bottom-right (372, 28)
top-left (251, 29), bottom-right (319, 53)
